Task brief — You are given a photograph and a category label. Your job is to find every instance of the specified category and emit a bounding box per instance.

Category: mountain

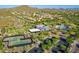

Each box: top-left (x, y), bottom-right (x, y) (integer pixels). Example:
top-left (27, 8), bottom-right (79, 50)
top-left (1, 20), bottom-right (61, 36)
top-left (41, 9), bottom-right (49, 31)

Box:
top-left (0, 5), bottom-right (79, 32)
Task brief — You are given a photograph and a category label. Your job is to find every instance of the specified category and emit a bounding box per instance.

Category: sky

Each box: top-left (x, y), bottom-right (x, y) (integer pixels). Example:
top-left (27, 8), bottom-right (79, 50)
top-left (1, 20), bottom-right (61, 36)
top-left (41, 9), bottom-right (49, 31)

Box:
top-left (30, 5), bottom-right (79, 9)
top-left (0, 5), bottom-right (79, 9)
top-left (0, 5), bottom-right (18, 8)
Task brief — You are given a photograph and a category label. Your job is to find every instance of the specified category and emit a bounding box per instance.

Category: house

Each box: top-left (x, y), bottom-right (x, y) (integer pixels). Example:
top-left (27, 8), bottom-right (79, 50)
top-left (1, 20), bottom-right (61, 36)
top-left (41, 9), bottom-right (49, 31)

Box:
top-left (76, 43), bottom-right (79, 48)
top-left (70, 32), bottom-right (76, 39)
top-left (53, 40), bottom-right (68, 53)
top-left (52, 46), bottom-right (66, 53)
top-left (51, 47), bottom-right (60, 53)
top-left (58, 40), bottom-right (69, 47)
top-left (60, 37), bottom-right (67, 42)
top-left (55, 39), bottom-right (69, 53)
top-left (28, 47), bottom-right (44, 53)
top-left (35, 25), bottom-right (49, 31)
top-left (3, 34), bottom-right (32, 47)
top-left (29, 28), bottom-right (40, 33)
top-left (55, 24), bottom-right (69, 30)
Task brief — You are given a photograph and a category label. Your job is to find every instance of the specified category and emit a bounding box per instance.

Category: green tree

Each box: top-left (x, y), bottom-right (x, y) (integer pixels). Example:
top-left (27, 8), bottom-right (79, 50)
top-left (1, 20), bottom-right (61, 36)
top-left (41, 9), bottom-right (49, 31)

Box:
top-left (67, 37), bottom-right (74, 43)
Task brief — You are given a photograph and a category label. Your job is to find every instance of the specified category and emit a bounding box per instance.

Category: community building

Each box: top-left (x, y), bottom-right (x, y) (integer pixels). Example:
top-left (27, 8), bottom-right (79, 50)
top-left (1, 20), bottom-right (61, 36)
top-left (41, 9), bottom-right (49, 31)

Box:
top-left (3, 34), bottom-right (32, 47)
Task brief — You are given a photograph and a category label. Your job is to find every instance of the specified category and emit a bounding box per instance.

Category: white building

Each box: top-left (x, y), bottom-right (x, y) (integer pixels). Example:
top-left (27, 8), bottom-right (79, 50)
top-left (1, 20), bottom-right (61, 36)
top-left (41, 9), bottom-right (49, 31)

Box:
top-left (29, 29), bottom-right (40, 32)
